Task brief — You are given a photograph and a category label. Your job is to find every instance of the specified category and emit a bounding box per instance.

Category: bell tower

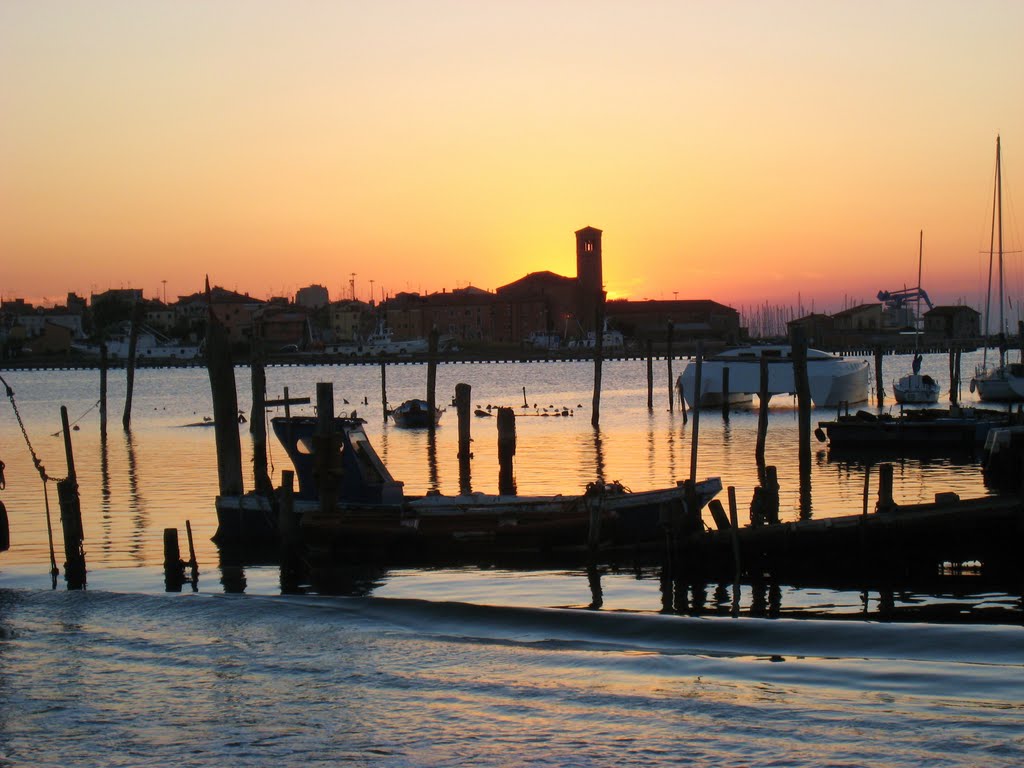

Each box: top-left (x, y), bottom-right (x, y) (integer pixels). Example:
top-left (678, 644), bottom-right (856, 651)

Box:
top-left (575, 226), bottom-right (604, 333)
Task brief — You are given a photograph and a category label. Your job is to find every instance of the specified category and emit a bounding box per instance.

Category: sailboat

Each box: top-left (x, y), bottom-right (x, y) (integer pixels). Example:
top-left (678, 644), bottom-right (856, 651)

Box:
top-left (971, 136), bottom-right (1024, 402)
top-left (893, 230), bottom-right (940, 404)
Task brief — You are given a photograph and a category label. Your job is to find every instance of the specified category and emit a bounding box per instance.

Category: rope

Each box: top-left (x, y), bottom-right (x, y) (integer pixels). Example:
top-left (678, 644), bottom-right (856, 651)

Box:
top-left (51, 399), bottom-right (101, 437)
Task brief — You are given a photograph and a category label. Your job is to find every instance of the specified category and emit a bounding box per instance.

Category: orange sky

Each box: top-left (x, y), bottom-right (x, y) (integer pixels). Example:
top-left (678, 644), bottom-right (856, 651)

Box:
top-left (3, 1), bottom-right (1024, 315)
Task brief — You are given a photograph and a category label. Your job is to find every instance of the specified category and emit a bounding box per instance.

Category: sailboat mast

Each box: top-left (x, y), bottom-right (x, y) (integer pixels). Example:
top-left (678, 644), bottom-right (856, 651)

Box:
top-left (997, 135), bottom-right (1005, 363)
top-left (915, 230), bottom-right (923, 347)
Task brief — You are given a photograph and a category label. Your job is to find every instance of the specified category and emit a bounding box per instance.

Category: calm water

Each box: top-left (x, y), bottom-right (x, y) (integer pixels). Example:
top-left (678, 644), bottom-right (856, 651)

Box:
top-left (2, 352), bottom-right (1023, 766)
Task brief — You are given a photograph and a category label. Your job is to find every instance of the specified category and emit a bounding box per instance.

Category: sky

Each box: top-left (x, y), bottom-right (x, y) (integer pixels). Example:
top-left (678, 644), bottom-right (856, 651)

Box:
top-left (3, 1), bottom-right (1024, 316)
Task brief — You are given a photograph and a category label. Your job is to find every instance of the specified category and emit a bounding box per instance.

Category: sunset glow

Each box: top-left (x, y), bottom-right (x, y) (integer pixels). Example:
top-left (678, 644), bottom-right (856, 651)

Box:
top-left (3, 1), bottom-right (1024, 312)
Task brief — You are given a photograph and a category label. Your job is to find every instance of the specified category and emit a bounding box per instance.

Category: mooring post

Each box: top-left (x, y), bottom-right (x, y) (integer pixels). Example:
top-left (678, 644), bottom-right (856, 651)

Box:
top-left (497, 406), bottom-right (516, 496)
top-left (122, 300), bottom-right (143, 430)
top-left (876, 462), bottom-right (895, 514)
top-left (163, 527), bottom-right (185, 591)
top-left (249, 345), bottom-right (272, 495)
top-left (666, 320), bottom-right (675, 412)
top-left (185, 519), bottom-right (199, 585)
top-left (315, 382), bottom-right (340, 518)
top-left (792, 326), bottom-right (812, 488)
top-left (646, 339), bottom-right (654, 411)
top-left (99, 343), bottom-right (108, 437)
top-left (689, 341), bottom-right (703, 483)
top-left (874, 345), bottom-right (885, 407)
top-left (721, 366), bottom-right (730, 421)
top-left (427, 327), bottom-right (439, 432)
top-left (591, 304), bottom-right (604, 429)
top-left (380, 361), bottom-right (388, 423)
top-left (58, 405), bottom-right (86, 589)
top-left (205, 280), bottom-right (244, 498)
top-left (755, 356), bottom-right (770, 475)
top-left (455, 383), bottom-right (472, 461)
top-left (948, 346), bottom-right (960, 406)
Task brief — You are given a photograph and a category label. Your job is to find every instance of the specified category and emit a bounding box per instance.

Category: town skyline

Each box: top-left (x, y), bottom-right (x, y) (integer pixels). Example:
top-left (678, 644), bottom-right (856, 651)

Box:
top-left (3, 3), bottom-right (1024, 312)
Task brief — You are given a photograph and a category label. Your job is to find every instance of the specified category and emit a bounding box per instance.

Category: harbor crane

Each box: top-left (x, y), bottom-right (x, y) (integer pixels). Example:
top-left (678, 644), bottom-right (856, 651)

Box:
top-left (877, 285), bottom-right (933, 312)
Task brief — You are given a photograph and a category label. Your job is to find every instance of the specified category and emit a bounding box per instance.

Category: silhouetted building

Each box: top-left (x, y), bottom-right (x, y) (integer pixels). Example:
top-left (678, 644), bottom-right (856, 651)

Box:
top-left (575, 226), bottom-right (604, 333)
top-left (924, 305), bottom-right (981, 339)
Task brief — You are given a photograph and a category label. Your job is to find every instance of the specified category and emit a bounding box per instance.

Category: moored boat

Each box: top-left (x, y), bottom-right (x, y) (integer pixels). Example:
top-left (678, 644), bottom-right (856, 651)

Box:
top-left (816, 406), bottom-right (1013, 452)
top-left (215, 416), bottom-right (723, 561)
top-left (389, 399), bottom-right (443, 428)
top-left (677, 345), bottom-right (869, 409)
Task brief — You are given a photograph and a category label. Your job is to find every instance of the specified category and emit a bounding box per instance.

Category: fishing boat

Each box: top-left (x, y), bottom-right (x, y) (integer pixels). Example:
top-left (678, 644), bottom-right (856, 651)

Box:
top-left (972, 136), bottom-right (1024, 401)
top-left (389, 398), bottom-right (443, 428)
top-left (677, 346), bottom-right (869, 409)
top-left (893, 231), bottom-right (941, 404)
top-left (72, 324), bottom-right (203, 360)
top-left (215, 416), bottom-right (723, 560)
top-left (815, 406), bottom-right (1013, 453)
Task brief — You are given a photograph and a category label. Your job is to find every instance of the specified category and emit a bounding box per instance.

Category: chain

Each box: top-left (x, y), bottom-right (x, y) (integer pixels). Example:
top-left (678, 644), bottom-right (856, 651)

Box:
top-left (0, 374), bottom-right (59, 484)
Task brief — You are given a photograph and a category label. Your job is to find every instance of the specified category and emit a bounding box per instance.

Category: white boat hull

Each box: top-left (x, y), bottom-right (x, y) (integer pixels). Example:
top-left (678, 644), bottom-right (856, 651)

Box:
top-left (677, 346), bottom-right (869, 409)
top-left (893, 374), bottom-right (940, 404)
top-left (972, 365), bottom-right (1024, 402)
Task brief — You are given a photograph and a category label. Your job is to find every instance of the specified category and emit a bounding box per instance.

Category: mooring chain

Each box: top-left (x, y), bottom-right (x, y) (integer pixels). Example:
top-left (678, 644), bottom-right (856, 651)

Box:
top-left (0, 374), bottom-right (62, 484)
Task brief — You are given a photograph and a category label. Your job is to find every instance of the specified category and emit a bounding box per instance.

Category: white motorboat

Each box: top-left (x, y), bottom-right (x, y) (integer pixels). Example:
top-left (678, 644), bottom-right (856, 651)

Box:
top-left (972, 136), bottom-right (1024, 402)
top-left (677, 345), bottom-right (869, 409)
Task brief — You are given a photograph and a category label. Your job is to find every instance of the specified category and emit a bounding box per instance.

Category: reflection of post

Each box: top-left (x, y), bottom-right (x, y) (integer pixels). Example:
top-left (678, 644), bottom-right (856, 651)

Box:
top-left (876, 462), bottom-right (895, 514)
top-left (592, 428), bottom-right (606, 484)
top-left (427, 428), bottom-right (439, 493)
top-left (689, 342), bottom-right (703, 483)
top-left (727, 486), bottom-right (741, 617)
top-left (497, 407), bottom-right (516, 496)
top-left (755, 356), bottom-right (770, 479)
top-left (380, 362), bottom-right (388, 423)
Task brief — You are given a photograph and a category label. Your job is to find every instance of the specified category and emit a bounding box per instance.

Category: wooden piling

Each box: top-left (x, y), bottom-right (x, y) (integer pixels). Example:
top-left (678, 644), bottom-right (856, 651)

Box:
top-left (455, 383), bottom-right (472, 460)
top-left (497, 406), bottom-right (516, 496)
top-left (427, 328), bottom-right (439, 431)
top-left (185, 519), bottom-right (199, 579)
top-left (689, 341), bottom-right (703, 483)
top-left (874, 345), bottom-right (885, 406)
top-left (591, 304), bottom-right (604, 429)
top-left (205, 281), bottom-right (244, 498)
top-left (278, 469), bottom-right (300, 552)
top-left (249, 348), bottom-right (272, 495)
top-left (876, 463), bottom-right (895, 514)
top-left (58, 405), bottom-right (86, 589)
top-left (315, 382), bottom-right (340, 517)
top-left (727, 486), bottom-right (741, 588)
top-left (666, 320), bottom-right (675, 412)
top-left (163, 528), bottom-right (185, 591)
top-left (380, 361), bottom-right (388, 422)
top-left (755, 356), bottom-right (770, 473)
top-left (721, 366), bottom-right (730, 420)
top-left (646, 339), bottom-right (654, 410)
top-left (99, 343), bottom-right (108, 437)
top-left (764, 465), bottom-right (781, 525)
top-left (121, 301), bottom-right (143, 430)
top-left (792, 326), bottom-right (812, 488)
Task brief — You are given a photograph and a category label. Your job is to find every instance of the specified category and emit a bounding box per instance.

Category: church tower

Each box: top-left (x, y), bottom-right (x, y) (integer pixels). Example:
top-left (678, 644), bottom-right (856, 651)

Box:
top-left (575, 226), bottom-right (604, 333)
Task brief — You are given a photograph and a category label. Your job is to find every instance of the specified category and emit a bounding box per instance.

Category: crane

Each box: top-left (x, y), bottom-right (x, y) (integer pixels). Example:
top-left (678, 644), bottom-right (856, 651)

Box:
top-left (877, 286), bottom-right (933, 312)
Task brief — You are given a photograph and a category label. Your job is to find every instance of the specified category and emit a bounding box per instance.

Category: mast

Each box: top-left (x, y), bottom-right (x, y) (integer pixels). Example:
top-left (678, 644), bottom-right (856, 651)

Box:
top-left (997, 135), bottom-right (1005, 367)
top-left (915, 229), bottom-right (923, 351)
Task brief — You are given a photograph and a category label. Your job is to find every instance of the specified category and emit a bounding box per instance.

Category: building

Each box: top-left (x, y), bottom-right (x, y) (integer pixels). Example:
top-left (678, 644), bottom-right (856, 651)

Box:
top-left (833, 303), bottom-right (884, 332)
top-left (296, 284), bottom-right (330, 309)
top-left (924, 305), bottom-right (982, 340)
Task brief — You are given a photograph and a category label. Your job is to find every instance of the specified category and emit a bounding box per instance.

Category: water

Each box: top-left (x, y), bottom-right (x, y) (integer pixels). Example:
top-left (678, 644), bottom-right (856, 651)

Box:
top-left (2, 352), bottom-right (1023, 765)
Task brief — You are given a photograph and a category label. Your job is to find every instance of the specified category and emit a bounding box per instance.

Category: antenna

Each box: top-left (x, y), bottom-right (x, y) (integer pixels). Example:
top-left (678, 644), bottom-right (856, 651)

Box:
top-left (349, 273), bottom-right (357, 301)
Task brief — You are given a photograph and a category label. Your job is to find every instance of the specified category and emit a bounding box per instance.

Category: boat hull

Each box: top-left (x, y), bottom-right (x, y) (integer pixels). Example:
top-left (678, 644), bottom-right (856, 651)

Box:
top-left (818, 408), bottom-right (1010, 452)
top-left (893, 374), bottom-right (940, 404)
top-left (972, 365), bottom-right (1024, 402)
top-left (216, 479), bottom-right (723, 562)
top-left (678, 347), bottom-right (869, 409)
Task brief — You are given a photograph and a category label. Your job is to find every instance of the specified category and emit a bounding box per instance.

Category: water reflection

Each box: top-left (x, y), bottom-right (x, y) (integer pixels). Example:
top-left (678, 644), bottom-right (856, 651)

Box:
top-left (427, 429), bottom-right (440, 493)
top-left (123, 429), bottom-right (146, 564)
